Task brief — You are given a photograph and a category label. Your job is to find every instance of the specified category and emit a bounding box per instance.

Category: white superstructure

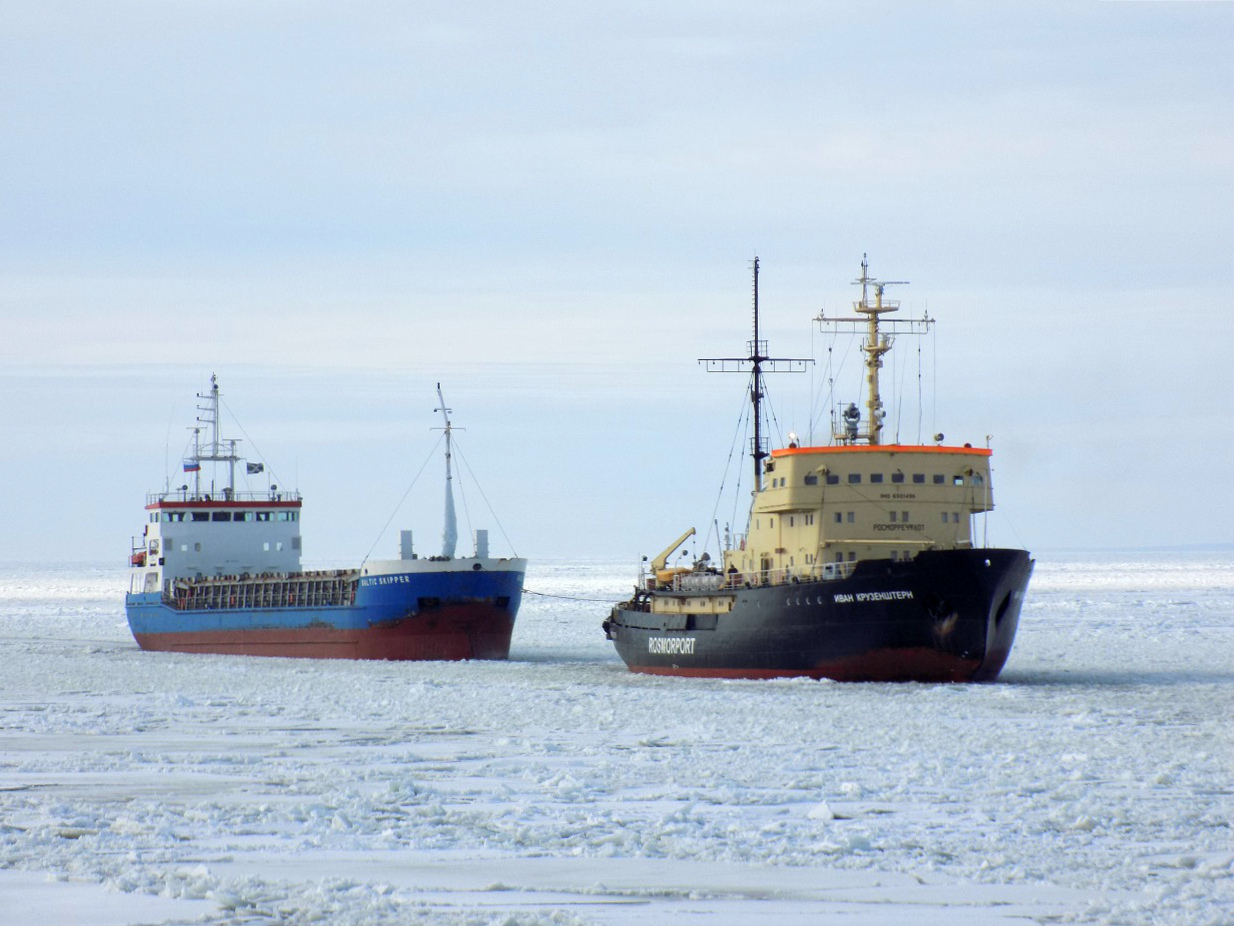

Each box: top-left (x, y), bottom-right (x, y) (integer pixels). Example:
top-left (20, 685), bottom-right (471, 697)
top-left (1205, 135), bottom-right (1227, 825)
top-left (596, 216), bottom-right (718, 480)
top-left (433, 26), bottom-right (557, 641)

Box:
top-left (129, 376), bottom-right (302, 594)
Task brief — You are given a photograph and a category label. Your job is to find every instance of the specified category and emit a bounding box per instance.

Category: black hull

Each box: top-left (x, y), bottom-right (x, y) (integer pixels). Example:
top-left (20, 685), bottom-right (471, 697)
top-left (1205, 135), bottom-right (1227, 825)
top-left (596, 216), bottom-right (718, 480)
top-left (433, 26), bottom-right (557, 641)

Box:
top-left (604, 548), bottom-right (1033, 682)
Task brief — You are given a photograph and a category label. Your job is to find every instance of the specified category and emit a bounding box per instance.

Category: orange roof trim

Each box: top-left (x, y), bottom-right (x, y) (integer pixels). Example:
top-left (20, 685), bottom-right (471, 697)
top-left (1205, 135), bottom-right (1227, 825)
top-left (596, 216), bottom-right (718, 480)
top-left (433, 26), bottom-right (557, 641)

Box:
top-left (772, 444), bottom-right (992, 458)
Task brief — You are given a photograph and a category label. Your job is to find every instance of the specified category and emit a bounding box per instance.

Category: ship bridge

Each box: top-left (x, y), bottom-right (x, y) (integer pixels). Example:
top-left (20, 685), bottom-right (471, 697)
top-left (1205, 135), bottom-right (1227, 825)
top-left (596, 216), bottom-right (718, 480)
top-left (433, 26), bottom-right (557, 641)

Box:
top-left (724, 442), bottom-right (994, 581)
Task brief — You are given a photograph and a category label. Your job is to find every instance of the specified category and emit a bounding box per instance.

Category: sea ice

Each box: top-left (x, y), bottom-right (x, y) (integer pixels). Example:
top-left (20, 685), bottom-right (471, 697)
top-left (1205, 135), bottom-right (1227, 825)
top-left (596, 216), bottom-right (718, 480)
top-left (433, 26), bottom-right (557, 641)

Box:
top-left (0, 553), bottom-right (1231, 924)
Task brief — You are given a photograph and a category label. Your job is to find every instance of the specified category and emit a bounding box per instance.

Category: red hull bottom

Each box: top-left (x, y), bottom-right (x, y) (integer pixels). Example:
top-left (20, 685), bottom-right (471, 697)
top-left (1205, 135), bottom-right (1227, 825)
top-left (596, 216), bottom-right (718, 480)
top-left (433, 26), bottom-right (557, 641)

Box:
top-left (626, 647), bottom-right (984, 683)
top-left (134, 612), bottom-right (513, 661)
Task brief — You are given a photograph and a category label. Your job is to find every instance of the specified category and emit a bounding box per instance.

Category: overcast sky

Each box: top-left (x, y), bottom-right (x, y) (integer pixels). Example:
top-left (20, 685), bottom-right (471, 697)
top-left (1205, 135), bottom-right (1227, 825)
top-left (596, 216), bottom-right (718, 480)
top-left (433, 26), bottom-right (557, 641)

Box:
top-left (1, 1), bottom-right (1231, 565)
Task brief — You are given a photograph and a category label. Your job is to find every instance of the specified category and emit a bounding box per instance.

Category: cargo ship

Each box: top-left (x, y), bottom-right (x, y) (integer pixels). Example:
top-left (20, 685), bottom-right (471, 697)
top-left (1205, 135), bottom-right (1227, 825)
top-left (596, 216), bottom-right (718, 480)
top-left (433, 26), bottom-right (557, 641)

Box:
top-left (125, 377), bottom-right (525, 659)
top-left (603, 257), bottom-right (1032, 681)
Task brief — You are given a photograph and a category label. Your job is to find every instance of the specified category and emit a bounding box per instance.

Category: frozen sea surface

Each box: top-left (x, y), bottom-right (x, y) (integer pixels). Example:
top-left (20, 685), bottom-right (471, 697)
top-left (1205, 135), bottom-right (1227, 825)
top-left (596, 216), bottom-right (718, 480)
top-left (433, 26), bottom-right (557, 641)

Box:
top-left (1, 553), bottom-right (1231, 925)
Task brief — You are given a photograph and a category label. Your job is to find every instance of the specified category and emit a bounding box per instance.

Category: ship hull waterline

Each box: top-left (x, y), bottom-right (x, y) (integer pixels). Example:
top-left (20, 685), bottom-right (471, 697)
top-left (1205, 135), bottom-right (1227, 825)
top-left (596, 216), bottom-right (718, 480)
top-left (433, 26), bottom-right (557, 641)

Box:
top-left (128, 603), bottom-right (515, 660)
top-left (605, 548), bottom-right (1033, 683)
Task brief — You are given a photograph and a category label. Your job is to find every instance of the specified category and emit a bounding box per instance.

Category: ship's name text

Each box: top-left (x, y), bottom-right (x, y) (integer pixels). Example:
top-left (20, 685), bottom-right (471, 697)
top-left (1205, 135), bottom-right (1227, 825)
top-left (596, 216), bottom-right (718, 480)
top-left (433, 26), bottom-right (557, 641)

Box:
top-left (649, 637), bottom-right (696, 655)
top-left (359, 575), bottom-right (413, 587)
top-left (833, 590), bottom-right (914, 604)
top-left (871, 523), bottom-right (925, 532)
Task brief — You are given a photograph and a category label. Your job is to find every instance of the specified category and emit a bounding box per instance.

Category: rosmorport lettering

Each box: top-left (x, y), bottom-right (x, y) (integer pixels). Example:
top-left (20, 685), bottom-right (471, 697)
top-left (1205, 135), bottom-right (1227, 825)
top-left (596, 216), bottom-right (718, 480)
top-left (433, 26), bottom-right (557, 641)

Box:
top-left (649, 637), bottom-right (696, 655)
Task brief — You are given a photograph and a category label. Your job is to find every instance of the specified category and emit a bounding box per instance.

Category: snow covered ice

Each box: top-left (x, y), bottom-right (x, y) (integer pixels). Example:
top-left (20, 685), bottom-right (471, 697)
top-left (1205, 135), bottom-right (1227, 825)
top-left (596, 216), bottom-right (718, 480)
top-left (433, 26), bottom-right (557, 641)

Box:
top-left (1, 554), bottom-right (1231, 925)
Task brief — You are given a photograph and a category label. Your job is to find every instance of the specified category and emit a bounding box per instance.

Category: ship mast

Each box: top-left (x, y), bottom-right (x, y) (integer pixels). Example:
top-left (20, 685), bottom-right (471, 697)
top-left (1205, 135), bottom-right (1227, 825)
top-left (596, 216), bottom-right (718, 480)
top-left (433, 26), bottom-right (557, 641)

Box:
top-left (751, 257), bottom-right (766, 488)
top-left (193, 374), bottom-right (241, 499)
top-left (856, 255), bottom-right (908, 445)
top-left (702, 258), bottom-right (810, 492)
top-left (434, 383), bottom-right (458, 559)
top-left (820, 256), bottom-right (927, 446)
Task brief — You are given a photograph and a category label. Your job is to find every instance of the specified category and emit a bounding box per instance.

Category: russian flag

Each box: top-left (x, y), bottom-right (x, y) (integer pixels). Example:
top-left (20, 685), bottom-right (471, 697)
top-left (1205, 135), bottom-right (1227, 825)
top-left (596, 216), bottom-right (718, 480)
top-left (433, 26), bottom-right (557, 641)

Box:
top-left (183, 460), bottom-right (201, 473)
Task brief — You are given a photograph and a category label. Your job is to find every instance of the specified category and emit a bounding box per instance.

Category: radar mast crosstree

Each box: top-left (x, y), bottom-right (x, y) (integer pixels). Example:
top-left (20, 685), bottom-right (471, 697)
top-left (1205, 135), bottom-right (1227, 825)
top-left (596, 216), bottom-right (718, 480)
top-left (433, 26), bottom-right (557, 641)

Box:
top-left (700, 257), bottom-right (811, 490)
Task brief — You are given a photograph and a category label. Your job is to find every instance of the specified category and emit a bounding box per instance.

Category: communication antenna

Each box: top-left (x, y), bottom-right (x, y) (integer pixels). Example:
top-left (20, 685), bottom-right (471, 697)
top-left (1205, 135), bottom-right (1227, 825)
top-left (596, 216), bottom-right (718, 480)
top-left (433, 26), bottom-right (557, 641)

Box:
top-left (701, 257), bottom-right (811, 490)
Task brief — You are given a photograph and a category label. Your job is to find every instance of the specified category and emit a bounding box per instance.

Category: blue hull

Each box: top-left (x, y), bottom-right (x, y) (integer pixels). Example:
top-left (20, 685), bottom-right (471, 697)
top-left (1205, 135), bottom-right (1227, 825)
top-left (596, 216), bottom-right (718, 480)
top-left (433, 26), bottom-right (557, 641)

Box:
top-left (125, 568), bottom-right (524, 660)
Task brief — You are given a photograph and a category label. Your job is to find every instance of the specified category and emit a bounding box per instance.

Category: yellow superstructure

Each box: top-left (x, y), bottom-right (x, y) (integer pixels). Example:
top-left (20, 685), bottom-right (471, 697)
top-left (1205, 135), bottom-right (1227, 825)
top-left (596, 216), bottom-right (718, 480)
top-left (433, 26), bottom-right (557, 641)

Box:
top-left (725, 444), bottom-right (993, 582)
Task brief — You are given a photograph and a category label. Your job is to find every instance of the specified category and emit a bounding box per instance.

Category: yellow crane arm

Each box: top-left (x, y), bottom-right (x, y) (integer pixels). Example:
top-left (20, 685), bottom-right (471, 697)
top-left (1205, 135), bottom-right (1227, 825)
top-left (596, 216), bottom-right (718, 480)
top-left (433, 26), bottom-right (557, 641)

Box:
top-left (651, 528), bottom-right (696, 572)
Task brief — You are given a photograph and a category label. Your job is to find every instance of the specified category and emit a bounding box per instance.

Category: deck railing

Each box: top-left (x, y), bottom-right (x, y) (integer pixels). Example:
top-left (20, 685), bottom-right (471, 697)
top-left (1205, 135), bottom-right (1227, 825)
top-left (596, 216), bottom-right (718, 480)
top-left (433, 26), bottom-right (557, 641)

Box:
top-left (146, 488), bottom-right (302, 506)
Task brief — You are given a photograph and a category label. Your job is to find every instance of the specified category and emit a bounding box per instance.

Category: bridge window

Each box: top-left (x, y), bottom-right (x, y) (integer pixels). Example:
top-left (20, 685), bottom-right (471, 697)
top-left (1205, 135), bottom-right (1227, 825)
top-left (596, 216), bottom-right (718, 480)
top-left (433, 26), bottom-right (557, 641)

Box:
top-left (892, 472), bottom-right (905, 484)
top-left (870, 473), bottom-right (884, 484)
top-left (953, 475), bottom-right (965, 486)
top-left (834, 512), bottom-right (842, 523)
top-left (804, 475), bottom-right (818, 486)
top-left (211, 512), bottom-right (230, 522)
top-left (973, 474), bottom-right (984, 486)
top-left (826, 474), bottom-right (840, 485)
top-left (192, 512), bottom-right (209, 522)
top-left (913, 474), bottom-right (925, 484)
top-left (848, 474), bottom-right (861, 484)
top-left (847, 511), bottom-right (855, 523)
top-left (934, 474), bottom-right (945, 485)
